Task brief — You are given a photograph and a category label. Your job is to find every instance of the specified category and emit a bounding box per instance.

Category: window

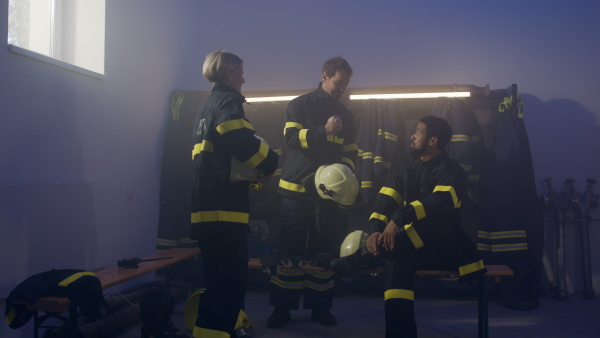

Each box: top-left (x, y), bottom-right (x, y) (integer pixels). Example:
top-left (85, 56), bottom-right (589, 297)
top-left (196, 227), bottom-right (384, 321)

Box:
top-left (8, 0), bottom-right (106, 77)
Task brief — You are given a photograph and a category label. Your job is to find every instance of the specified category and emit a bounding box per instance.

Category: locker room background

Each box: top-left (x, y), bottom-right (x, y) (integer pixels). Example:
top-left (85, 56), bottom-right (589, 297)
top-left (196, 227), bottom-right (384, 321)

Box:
top-left (2, 4), bottom-right (599, 337)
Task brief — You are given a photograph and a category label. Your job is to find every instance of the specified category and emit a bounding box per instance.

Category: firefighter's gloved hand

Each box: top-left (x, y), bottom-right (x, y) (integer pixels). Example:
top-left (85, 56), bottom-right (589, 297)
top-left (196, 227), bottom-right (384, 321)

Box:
top-left (310, 253), bottom-right (334, 270)
top-left (260, 255), bottom-right (282, 276)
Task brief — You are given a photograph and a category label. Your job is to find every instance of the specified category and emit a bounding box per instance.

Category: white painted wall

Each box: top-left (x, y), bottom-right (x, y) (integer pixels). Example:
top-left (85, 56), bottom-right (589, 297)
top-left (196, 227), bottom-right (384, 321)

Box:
top-left (1, 1), bottom-right (599, 337)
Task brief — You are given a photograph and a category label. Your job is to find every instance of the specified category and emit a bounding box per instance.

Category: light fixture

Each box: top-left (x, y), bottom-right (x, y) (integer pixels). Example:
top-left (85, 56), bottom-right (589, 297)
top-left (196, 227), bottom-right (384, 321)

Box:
top-left (246, 91), bottom-right (471, 102)
top-left (246, 96), bottom-right (299, 102)
top-left (348, 92), bottom-right (471, 100)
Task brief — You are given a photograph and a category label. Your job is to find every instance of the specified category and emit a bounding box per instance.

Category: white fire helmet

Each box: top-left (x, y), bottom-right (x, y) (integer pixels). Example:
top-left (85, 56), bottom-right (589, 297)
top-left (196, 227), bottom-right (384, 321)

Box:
top-left (314, 163), bottom-right (359, 207)
top-left (340, 230), bottom-right (369, 257)
top-left (230, 135), bottom-right (267, 182)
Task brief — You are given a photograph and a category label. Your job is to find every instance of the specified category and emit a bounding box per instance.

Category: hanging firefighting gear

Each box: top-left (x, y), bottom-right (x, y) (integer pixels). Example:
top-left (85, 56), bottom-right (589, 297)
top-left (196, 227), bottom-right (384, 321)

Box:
top-left (5, 269), bottom-right (103, 329)
top-left (478, 84), bottom-right (544, 310)
top-left (355, 99), bottom-right (404, 204)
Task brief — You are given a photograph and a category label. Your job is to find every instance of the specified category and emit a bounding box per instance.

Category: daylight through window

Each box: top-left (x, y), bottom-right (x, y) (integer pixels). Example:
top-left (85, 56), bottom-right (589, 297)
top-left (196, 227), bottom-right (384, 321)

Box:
top-left (8, 0), bottom-right (106, 75)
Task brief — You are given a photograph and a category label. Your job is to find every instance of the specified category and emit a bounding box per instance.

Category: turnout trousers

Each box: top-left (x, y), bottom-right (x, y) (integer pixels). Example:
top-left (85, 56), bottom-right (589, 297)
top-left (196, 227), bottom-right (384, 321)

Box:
top-left (269, 197), bottom-right (337, 310)
top-left (193, 223), bottom-right (248, 338)
top-left (383, 217), bottom-right (467, 338)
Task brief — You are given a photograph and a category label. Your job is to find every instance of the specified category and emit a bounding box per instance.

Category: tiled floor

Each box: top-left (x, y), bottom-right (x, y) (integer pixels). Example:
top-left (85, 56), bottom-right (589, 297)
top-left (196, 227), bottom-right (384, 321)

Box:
top-left (108, 272), bottom-right (600, 338)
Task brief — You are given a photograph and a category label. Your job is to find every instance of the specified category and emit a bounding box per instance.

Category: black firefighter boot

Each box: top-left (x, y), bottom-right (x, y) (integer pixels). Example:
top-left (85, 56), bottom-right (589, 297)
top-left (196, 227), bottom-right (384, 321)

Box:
top-left (140, 287), bottom-right (189, 338)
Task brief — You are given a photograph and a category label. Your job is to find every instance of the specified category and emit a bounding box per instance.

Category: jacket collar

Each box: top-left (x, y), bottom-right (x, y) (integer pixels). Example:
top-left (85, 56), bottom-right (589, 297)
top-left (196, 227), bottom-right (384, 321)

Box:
top-left (315, 82), bottom-right (336, 101)
top-left (212, 83), bottom-right (246, 102)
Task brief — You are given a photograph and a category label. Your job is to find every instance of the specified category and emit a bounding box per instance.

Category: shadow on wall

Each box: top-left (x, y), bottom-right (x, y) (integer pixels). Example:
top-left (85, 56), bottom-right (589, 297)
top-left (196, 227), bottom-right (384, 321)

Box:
top-left (522, 93), bottom-right (600, 295)
top-left (521, 94), bottom-right (600, 194)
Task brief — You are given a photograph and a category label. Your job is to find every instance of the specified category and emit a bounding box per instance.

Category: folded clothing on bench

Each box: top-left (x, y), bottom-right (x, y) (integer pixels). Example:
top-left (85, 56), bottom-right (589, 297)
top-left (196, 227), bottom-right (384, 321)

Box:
top-left (4, 269), bottom-right (103, 329)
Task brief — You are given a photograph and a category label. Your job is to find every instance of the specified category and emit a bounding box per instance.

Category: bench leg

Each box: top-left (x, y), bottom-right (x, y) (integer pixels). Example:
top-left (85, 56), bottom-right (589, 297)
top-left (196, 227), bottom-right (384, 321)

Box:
top-left (478, 276), bottom-right (489, 338)
top-left (68, 301), bottom-right (78, 338)
top-left (33, 312), bottom-right (39, 338)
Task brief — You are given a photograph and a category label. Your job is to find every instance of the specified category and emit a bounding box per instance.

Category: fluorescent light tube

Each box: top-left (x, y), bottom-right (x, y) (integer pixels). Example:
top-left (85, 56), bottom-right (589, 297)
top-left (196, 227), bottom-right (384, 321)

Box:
top-left (348, 92), bottom-right (471, 100)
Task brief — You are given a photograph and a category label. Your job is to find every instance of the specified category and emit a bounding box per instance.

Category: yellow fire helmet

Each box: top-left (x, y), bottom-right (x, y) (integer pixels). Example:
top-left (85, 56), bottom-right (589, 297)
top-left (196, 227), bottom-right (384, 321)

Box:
top-left (314, 163), bottom-right (359, 207)
top-left (339, 230), bottom-right (370, 257)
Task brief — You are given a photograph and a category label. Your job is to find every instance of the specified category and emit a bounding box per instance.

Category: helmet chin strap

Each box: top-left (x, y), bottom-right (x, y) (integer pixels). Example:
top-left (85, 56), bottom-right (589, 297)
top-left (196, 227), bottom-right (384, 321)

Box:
top-left (318, 184), bottom-right (334, 197)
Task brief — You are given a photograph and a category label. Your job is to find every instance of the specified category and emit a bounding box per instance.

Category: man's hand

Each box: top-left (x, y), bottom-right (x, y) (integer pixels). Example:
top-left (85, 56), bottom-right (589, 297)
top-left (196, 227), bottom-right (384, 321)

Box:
top-left (325, 115), bottom-right (343, 135)
top-left (258, 173), bottom-right (273, 183)
top-left (379, 220), bottom-right (400, 252)
top-left (366, 232), bottom-right (381, 255)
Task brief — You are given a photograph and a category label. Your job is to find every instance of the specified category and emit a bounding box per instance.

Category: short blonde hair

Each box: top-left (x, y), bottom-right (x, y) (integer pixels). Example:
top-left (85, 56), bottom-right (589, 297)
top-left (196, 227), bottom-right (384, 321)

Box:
top-left (202, 49), bottom-right (243, 85)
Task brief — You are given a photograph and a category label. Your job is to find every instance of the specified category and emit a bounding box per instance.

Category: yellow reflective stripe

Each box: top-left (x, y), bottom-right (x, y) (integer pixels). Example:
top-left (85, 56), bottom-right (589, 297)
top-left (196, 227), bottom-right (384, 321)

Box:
top-left (216, 119), bottom-right (254, 135)
top-left (284, 122), bottom-right (303, 135)
top-left (244, 141), bottom-right (269, 168)
top-left (361, 151), bottom-right (373, 159)
top-left (192, 140), bottom-right (213, 159)
top-left (342, 143), bottom-right (357, 152)
top-left (478, 230), bottom-right (527, 239)
top-left (409, 201), bottom-right (426, 220)
top-left (193, 326), bottom-right (230, 338)
top-left (270, 276), bottom-right (303, 289)
top-left (306, 269), bottom-right (335, 279)
top-left (191, 210), bottom-right (249, 224)
top-left (458, 260), bottom-right (485, 277)
top-left (460, 163), bottom-right (473, 172)
top-left (477, 243), bottom-right (528, 252)
top-left (384, 289), bottom-right (414, 301)
top-left (5, 306), bottom-right (16, 325)
top-left (58, 272), bottom-right (97, 287)
top-left (277, 267), bottom-right (304, 277)
top-left (404, 223), bottom-right (423, 249)
top-left (279, 179), bottom-right (307, 193)
top-left (369, 212), bottom-right (389, 224)
top-left (304, 279), bottom-right (334, 292)
top-left (361, 181), bottom-right (373, 189)
top-left (433, 185), bottom-right (459, 208)
top-left (379, 187), bottom-right (403, 206)
top-left (451, 134), bottom-right (471, 142)
top-left (235, 310), bottom-right (251, 332)
top-left (342, 157), bottom-right (355, 171)
top-left (378, 129), bottom-right (399, 142)
top-left (299, 129), bottom-right (309, 149)
top-left (326, 135), bottom-right (344, 144)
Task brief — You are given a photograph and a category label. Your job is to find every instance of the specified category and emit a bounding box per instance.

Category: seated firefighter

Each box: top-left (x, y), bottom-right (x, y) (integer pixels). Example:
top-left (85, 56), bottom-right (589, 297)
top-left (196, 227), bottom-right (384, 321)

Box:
top-left (330, 115), bottom-right (487, 338)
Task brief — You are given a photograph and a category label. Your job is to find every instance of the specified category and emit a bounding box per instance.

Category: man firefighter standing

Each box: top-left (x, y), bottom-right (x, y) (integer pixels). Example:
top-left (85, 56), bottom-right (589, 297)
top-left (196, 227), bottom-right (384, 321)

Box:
top-left (267, 56), bottom-right (358, 329)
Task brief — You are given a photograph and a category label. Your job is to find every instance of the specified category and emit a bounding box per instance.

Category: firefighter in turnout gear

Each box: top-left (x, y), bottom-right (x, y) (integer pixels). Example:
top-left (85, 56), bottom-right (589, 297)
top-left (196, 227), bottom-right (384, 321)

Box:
top-left (191, 50), bottom-right (278, 338)
top-left (268, 56), bottom-right (357, 329)
top-left (333, 116), bottom-right (486, 337)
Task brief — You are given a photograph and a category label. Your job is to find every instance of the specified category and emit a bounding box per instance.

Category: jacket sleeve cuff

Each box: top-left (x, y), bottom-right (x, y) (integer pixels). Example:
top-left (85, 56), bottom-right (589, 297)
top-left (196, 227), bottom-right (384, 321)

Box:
top-left (316, 125), bottom-right (327, 136)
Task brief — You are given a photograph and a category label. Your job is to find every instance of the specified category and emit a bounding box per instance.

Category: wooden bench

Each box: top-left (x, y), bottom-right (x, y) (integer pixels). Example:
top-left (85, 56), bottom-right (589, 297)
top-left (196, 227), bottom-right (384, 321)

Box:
top-left (248, 258), bottom-right (513, 338)
top-left (21, 247), bottom-right (200, 338)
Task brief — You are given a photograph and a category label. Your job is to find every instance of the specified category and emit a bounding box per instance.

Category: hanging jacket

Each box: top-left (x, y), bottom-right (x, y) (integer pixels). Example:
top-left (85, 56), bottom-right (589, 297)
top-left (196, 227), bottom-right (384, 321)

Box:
top-left (191, 84), bottom-right (279, 234)
top-left (356, 99), bottom-right (404, 205)
top-left (367, 152), bottom-right (486, 282)
top-left (5, 269), bottom-right (103, 329)
top-left (431, 97), bottom-right (486, 195)
top-left (278, 83), bottom-right (357, 200)
top-left (478, 89), bottom-right (542, 270)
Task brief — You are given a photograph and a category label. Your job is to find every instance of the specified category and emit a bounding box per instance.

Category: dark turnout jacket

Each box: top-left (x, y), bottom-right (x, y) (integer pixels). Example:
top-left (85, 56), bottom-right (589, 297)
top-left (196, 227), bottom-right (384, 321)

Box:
top-left (278, 83), bottom-right (357, 200)
top-left (191, 84), bottom-right (278, 233)
top-left (368, 152), bottom-right (486, 282)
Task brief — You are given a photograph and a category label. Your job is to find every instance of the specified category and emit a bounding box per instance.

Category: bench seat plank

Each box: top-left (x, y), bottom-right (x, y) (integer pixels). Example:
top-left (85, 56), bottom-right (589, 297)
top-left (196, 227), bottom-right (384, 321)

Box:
top-left (246, 258), bottom-right (513, 277)
top-left (24, 247), bottom-right (201, 314)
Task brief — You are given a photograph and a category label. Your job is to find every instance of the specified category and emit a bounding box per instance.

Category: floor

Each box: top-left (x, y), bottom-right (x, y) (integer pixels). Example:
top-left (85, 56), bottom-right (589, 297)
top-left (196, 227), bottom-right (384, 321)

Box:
top-left (105, 271), bottom-right (600, 338)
